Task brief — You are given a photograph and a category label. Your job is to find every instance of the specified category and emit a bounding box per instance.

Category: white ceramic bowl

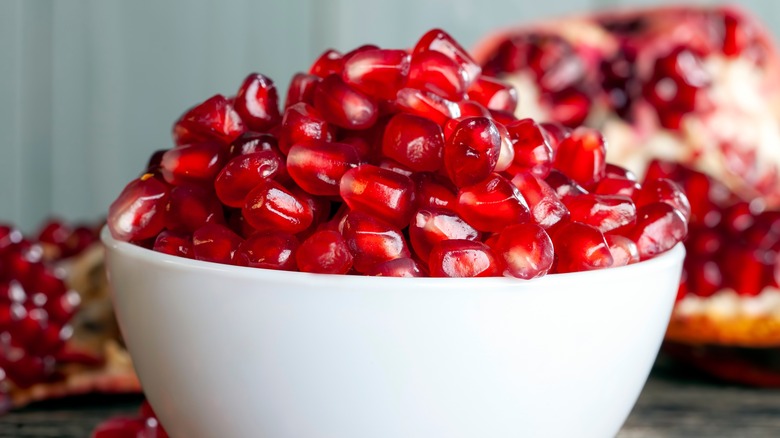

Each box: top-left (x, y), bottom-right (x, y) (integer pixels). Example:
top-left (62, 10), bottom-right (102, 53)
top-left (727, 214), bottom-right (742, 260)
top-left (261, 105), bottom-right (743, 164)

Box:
top-left (102, 228), bottom-right (684, 438)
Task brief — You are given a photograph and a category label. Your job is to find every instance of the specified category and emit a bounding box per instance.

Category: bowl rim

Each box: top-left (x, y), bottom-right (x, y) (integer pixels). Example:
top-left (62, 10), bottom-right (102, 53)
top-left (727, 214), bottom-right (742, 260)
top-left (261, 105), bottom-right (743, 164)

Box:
top-left (101, 226), bottom-right (685, 286)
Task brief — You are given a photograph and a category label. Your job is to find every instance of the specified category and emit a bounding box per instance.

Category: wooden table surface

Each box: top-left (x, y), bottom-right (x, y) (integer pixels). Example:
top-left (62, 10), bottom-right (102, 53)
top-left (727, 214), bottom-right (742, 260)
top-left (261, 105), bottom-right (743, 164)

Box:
top-left (0, 363), bottom-right (778, 438)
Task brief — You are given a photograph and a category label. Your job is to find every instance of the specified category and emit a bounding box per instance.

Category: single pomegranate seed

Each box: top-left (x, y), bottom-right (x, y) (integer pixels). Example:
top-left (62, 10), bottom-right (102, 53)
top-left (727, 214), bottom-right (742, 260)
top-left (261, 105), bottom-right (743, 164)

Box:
top-left (413, 29), bottom-right (481, 87)
top-left (243, 181), bottom-right (314, 234)
top-left (292, 230), bottom-right (352, 274)
top-left (539, 122), bottom-right (570, 155)
top-left (409, 208), bottom-right (480, 261)
top-left (719, 201), bottom-right (755, 236)
top-left (605, 235), bottom-right (640, 267)
top-left (412, 172), bottom-right (457, 210)
top-left (394, 88), bottom-right (460, 126)
top-left (686, 259), bottom-right (723, 297)
top-left (510, 172), bottom-right (568, 229)
top-left (37, 219), bottom-right (72, 250)
top-left (605, 164), bottom-right (637, 181)
top-left (594, 177), bottom-right (641, 198)
top-left (457, 173), bottom-right (530, 232)
top-left (367, 257), bottom-right (425, 277)
top-left (634, 178), bottom-right (692, 222)
top-left (160, 142), bottom-right (227, 186)
top-left (378, 158), bottom-right (414, 177)
top-left (407, 50), bottom-right (468, 101)
top-left (506, 118), bottom-right (554, 178)
top-left (215, 151), bottom-right (282, 207)
top-left (548, 87), bottom-right (591, 128)
top-left (238, 231), bottom-right (299, 271)
top-left (643, 47), bottom-right (710, 129)
top-left (313, 74), bottom-right (378, 130)
top-left (165, 185), bottom-right (224, 233)
top-left (721, 245), bottom-right (770, 297)
top-left (309, 49), bottom-right (343, 77)
top-left (457, 101), bottom-right (491, 118)
top-left (443, 117), bottom-right (501, 187)
top-left (192, 224), bottom-right (244, 265)
top-left (342, 211), bottom-right (410, 273)
top-left (285, 73), bottom-right (321, 108)
top-left (381, 114), bottom-right (444, 172)
top-left (627, 202), bottom-right (688, 260)
top-left (277, 102), bottom-right (330, 155)
top-left (564, 194), bottom-right (637, 233)
top-left (233, 73), bottom-right (281, 132)
top-left (289, 185), bottom-right (332, 231)
top-left (153, 230), bottom-right (193, 258)
top-left (553, 127), bottom-right (607, 188)
top-left (490, 223), bottom-right (554, 279)
top-left (467, 76), bottom-right (518, 113)
top-left (0, 225), bottom-right (23, 254)
top-left (342, 49), bottom-right (410, 100)
top-left (287, 141), bottom-right (361, 196)
top-left (552, 222), bottom-right (614, 273)
top-left (44, 290), bottom-right (80, 326)
top-left (688, 228), bottom-right (724, 256)
top-left (428, 239), bottom-right (498, 277)
top-left (229, 132), bottom-right (280, 156)
top-left (108, 175), bottom-right (170, 242)
top-left (172, 94), bottom-right (245, 146)
top-left (340, 164), bottom-right (415, 228)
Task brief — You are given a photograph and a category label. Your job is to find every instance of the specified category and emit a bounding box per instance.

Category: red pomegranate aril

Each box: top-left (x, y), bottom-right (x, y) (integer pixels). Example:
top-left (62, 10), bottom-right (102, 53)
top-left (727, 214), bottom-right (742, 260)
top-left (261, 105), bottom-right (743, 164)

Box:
top-left (367, 257), bottom-right (425, 277)
top-left (153, 230), bottom-right (193, 258)
top-left (605, 164), bottom-right (637, 182)
top-left (287, 141), bottom-right (361, 196)
top-left (37, 219), bottom-right (72, 250)
top-left (553, 127), bottom-right (607, 187)
top-left (628, 202), bottom-right (688, 260)
top-left (239, 231), bottom-right (299, 271)
top-left (233, 73), bottom-right (281, 132)
top-left (215, 151), bottom-right (282, 207)
top-left (720, 201), bottom-right (755, 236)
top-left (92, 416), bottom-right (147, 438)
top-left (172, 94), bottom-right (245, 146)
top-left (634, 178), bottom-right (692, 222)
top-left (229, 132), bottom-right (280, 156)
top-left (108, 174), bottom-right (170, 242)
top-left (394, 88), bottom-right (461, 126)
top-left (444, 117), bottom-right (501, 187)
top-left (160, 142), bottom-right (227, 186)
top-left (378, 158), bottom-right (414, 177)
top-left (310, 49), bottom-right (344, 77)
top-left (342, 211), bottom-right (410, 273)
top-left (243, 180), bottom-right (314, 234)
top-left (342, 49), bottom-right (410, 100)
top-left (413, 29), bottom-right (481, 87)
top-left (458, 101), bottom-right (492, 118)
top-left (548, 87), bottom-right (591, 128)
top-left (0, 225), bottom-right (23, 254)
top-left (595, 177), bottom-right (641, 198)
top-left (291, 230), bottom-right (351, 275)
top-left (382, 113), bottom-right (444, 172)
top-left (192, 224), bottom-right (244, 265)
top-left (564, 194), bottom-right (637, 233)
top-left (165, 185), bottom-right (224, 233)
top-left (605, 235), bottom-right (640, 267)
top-left (491, 223), bottom-right (554, 279)
top-left (278, 103), bottom-right (330, 155)
top-left (457, 173), bottom-right (531, 232)
top-left (285, 73), bottom-right (321, 108)
top-left (407, 50), bottom-right (468, 101)
top-left (313, 75), bottom-right (378, 130)
top-left (409, 208), bottom-right (480, 261)
top-left (428, 239), bottom-right (498, 277)
top-left (46, 293), bottom-right (80, 326)
top-left (544, 169), bottom-right (588, 201)
top-left (552, 221), bottom-right (614, 273)
top-left (539, 122), bottom-right (570, 155)
top-left (290, 186), bottom-right (332, 230)
top-left (722, 246), bottom-right (770, 297)
top-left (687, 259), bottom-right (723, 297)
top-left (340, 164), bottom-right (415, 229)
top-left (467, 76), bottom-right (518, 113)
top-left (412, 172), bottom-right (457, 210)
top-left (506, 118), bottom-right (554, 178)
top-left (510, 172), bottom-right (568, 229)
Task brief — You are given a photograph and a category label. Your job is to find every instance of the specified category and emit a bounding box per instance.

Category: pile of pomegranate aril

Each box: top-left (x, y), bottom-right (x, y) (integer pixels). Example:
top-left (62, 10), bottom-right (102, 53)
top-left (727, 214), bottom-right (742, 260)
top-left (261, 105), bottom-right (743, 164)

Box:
top-left (92, 399), bottom-right (169, 438)
top-left (108, 28), bottom-right (690, 279)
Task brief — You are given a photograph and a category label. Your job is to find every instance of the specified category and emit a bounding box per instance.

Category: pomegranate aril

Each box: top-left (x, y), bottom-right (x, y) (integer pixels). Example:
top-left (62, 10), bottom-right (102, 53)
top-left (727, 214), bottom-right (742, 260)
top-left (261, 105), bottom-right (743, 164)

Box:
top-left (192, 224), bottom-right (244, 265)
top-left (564, 194), bottom-right (637, 233)
top-left (243, 180), bottom-right (314, 234)
top-left (428, 239), bottom-right (498, 277)
top-left (457, 101), bottom-right (492, 118)
top-left (395, 88), bottom-right (460, 126)
top-left (215, 151), bottom-right (282, 207)
top-left (378, 158), bottom-right (414, 177)
top-left (413, 29), bottom-right (481, 87)
top-left (293, 230), bottom-right (352, 275)
top-left (412, 172), bottom-right (457, 210)
top-left (506, 118), bottom-right (554, 178)
top-left (467, 76), bottom-right (518, 113)
top-left (0, 225), bottom-right (23, 254)
top-left (686, 259), bottom-right (723, 297)
top-left (595, 177), bottom-right (641, 198)
top-left (634, 178), bottom-right (692, 222)
top-left (539, 122), bottom-right (570, 155)
top-left (407, 50), bottom-right (468, 101)
top-left (552, 221), bottom-right (614, 273)
top-left (719, 201), bottom-right (755, 236)
top-left (310, 49), bottom-right (343, 77)
top-left (233, 73), bottom-right (281, 132)
top-left (160, 142), bottom-right (227, 186)
top-left (544, 170), bottom-right (588, 201)
top-left (285, 73), bottom-right (321, 108)
top-left (287, 141), bottom-right (361, 196)
top-left (342, 211), bottom-right (410, 273)
top-left (229, 132), bottom-right (280, 157)
top-left (457, 173), bottom-right (530, 232)
top-left (382, 113), bottom-right (444, 172)
top-left (510, 172), bottom-right (568, 229)
top-left (409, 208), bottom-right (480, 261)
top-left (340, 164), bottom-right (415, 229)
top-left (313, 74), bottom-right (378, 130)
top-left (367, 257), bottom-right (426, 277)
top-left (37, 219), bottom-right (72, 250)
top-left (238, 231), bottom-right (299, 271)
top-left (278, 102), bottom-right (330, 155)
top-left (605, 235), bottom-right (640, 267)
top-left (172, 94), bottom-right (245, 146)
top-left (342, 49), bottom-right (410, 100)
top-left (491, 223), bottom-right (554, 279)
top-left (721, 245), bottom-right (771, 296)
top-left (444, 117), bottom-right (501, 187)
top-left (153, 231), bottom-right (193, 258)
top-left (605, 164), bottom-right (637, 182)
top-left (553, 127), bottom-right (607, 188)
top-left (165, 185), bottom-right (224, 233)
top-left (628, 202), bottom-right (688, 260)
top-left (92, 416), bottom-right (147, 438)
top-left (548, 87), bottom-right (591, 128)
top-left (108, 175), bottom-right (170, 242)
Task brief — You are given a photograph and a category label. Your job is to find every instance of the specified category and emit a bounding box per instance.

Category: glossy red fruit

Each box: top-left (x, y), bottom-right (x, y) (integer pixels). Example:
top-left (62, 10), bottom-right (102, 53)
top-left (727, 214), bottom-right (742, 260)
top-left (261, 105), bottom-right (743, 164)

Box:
top-left (340, 164), bottom-right (416, 228)
top-left (506, 118), bottom-right (554, 178)
top-left (313, 74), bottom-right (378, 130)
top-left (233, 73), bottom-right (281, 132)
top-left (45, 290), bottom-right (80, 325)
top-left (172, 94), bottom-right (245, 146)
top-left (165, 185), bottom-right (224, 233)
top-left (444, 117), bottom-right (501, 187)
top-left (510, 172), bottom-right (568, 228)
top-left (539, 122), bottom-right (570, 155)
top-left (686, 259), bottom-right (723, 297)
top-left (544, 170), bottom-right (588, 201)
top-left (457, 173), bottom-right (531, 232)
top-left (407, 50), bottom-right (468, 101)
top-left (467, 76), bottom-right (518, 113)
top-left (428, 239), bottom-right (498, 277)
top-left (192, 224), bottom-right (244, 265)
top-left (285, 73), bottom-right (321, 108)
top-left (215, 151), bottom-right (282, 207)
top-left (37, 219), bottom-right (72, 251)
top-left (0, 225), bottom-right (23, 254)
top-left (409, 208), bottom-right (480, 261)
top-left (413, 29), bottom-right (481, 87)
top-left (239, 231), bottom-right (299, 271)
top-left (310, 49), bottom-right (343, 77)
top-left (342, 49), bottom-right (410, 100)
top-left (719, 201), bottom-right (754, 236)
top-left (296, 230), bottom-right (353, 274)
top-left (278, 102), bottom-right (330, 155)
top-left (553, 127), bottom-right (607, 187)
top-left (378, 158), bottom-right (414, 177)
top-left (394, 88), bottom-right (461, 126)
top-left (108, 175), bottom-right (170, 242)
top-left (634, 178), bottom-right (692, 222)
top-left (552, 221), bottom-right (614, 273)
top-left (594, 177), bottom-right (641, 198)
top-left (457, 100), bottom-right (491, 118)
top-left (229, 132), bottom-right (280, 157)
top-left (491, 223), bottom-right (554, 279)
top-left (92, 416), bottom-right (147, 438)
top-left (160, 143), bottom-right (227, 186)
top-left (243, 181), bottom-right (314, 234)
top-left (286, 141), bottom-right (361, 196)
top-left (153, 230), bottom-right (193, 258)
top-left (605, 163), bottom-right (637, 181)
top-left (342, 211), bottom-right (410, 273)
top-left (382, 114), bottom-right (444, 172)
top-left (367, 258), bottom-right (425, 277)
top-left (721, 246), bottom-right (769, 297)
top-left (605, 235), bottom-right (640, 267)
top-left (628, 202), bottom-right (688, 260)
top-left (564, 194), bottom-right (637, 233)
top-left (412, 173), bottom-right (457, 210)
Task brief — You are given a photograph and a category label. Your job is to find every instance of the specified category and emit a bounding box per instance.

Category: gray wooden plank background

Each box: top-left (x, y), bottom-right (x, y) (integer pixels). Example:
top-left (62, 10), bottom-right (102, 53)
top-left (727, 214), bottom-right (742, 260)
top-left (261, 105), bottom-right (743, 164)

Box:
top-left (0, 0), bottom-right (754, 229)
